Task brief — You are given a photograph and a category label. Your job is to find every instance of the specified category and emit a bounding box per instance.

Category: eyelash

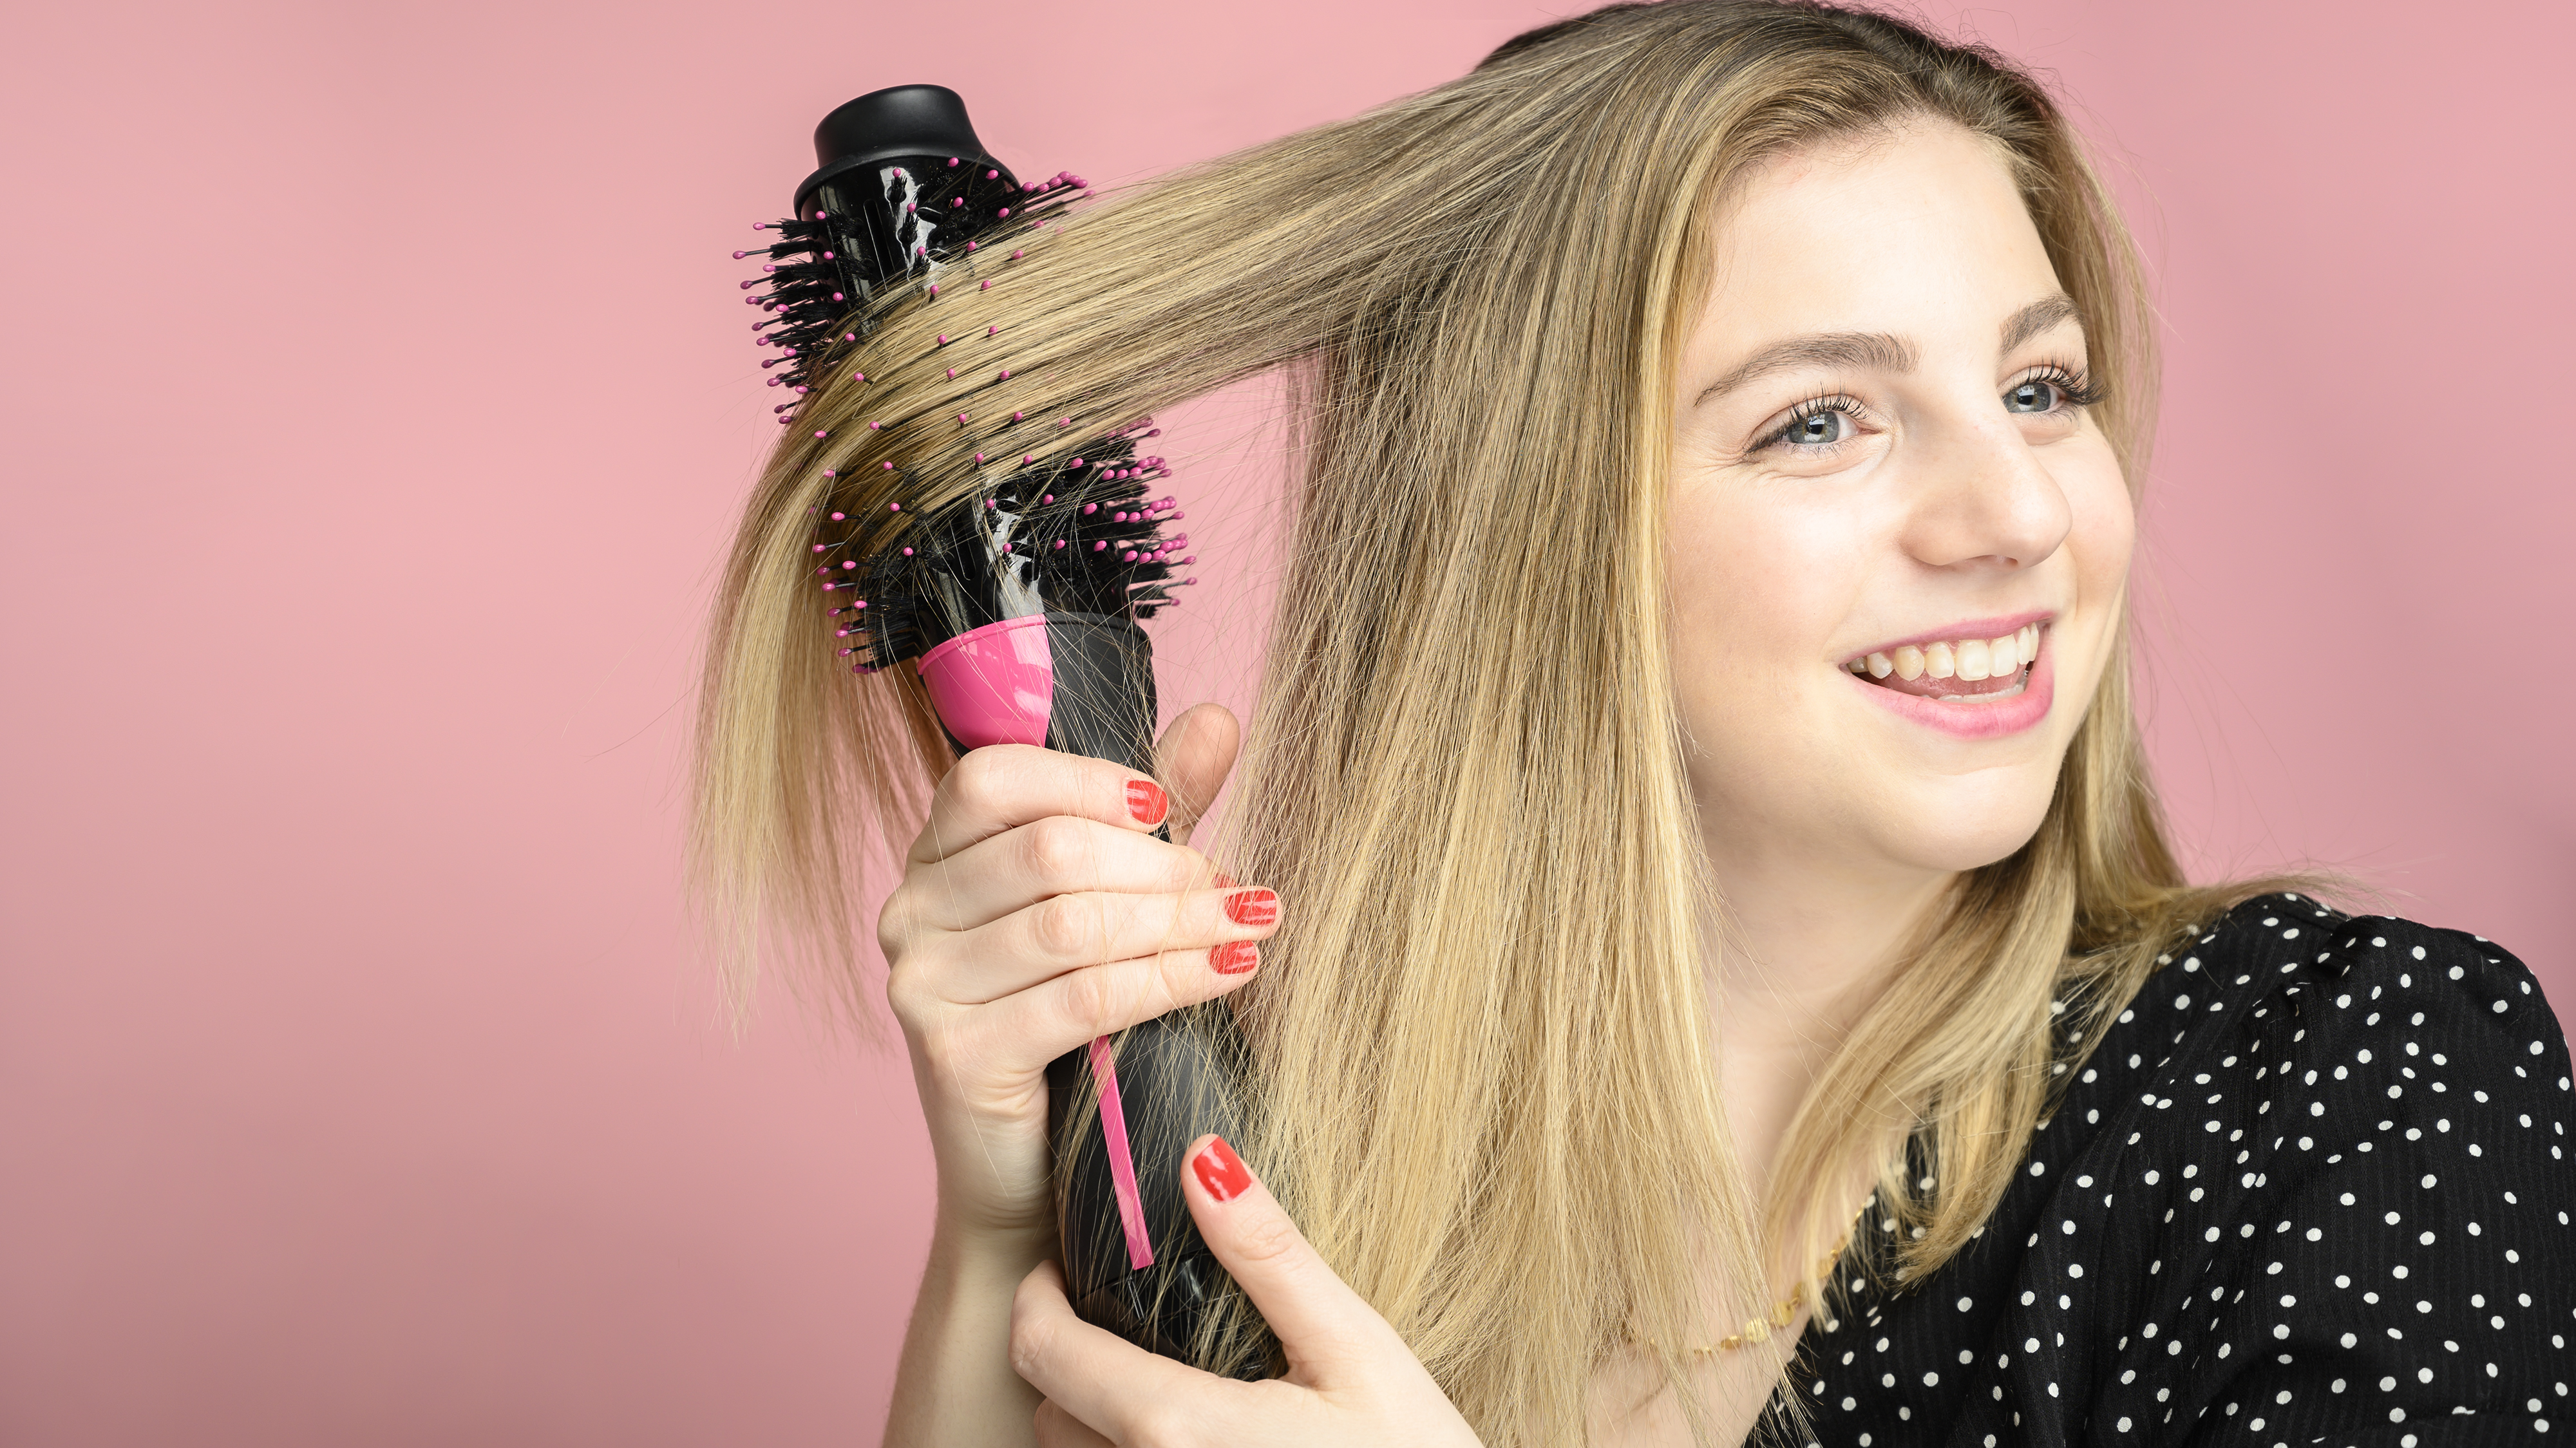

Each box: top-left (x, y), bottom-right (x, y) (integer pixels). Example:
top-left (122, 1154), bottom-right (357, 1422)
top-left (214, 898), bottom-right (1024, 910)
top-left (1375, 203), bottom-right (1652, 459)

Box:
top-left (1752, 364), bottom-right (2107, 455)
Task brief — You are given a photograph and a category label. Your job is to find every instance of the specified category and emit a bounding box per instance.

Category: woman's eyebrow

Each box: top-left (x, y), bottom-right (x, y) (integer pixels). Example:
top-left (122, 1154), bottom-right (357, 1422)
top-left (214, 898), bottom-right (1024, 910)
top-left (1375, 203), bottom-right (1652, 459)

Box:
top-left (2000, 292), bottom-right (2083, 353)
top-left (1692, 331), bottom-right (1917, 408)
top-left (1690, 294), bottom-right (2087, 409)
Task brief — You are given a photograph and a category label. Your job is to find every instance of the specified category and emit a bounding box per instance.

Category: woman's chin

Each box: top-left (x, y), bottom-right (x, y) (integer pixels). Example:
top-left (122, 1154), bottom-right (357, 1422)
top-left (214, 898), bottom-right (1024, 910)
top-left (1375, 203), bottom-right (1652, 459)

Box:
top-left (1856, 782), bottom-right (2060, 877)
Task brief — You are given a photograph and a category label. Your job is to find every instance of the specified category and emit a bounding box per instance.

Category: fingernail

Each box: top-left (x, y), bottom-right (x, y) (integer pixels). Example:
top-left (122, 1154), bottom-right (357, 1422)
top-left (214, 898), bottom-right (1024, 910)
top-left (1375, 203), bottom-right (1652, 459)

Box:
top-left (1222, 889), bottom-right (1278, 927)
top-left (1191, 1136), bottom-right (1253, 1202)
top-left (1125, 779), bottom-right (1168, 824)
top-left (1209, 941), bottom-right (1260, 975)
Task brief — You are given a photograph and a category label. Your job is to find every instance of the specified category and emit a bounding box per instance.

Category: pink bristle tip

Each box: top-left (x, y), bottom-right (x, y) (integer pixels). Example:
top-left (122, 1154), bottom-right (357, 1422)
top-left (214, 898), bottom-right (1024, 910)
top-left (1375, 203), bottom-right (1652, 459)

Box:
top-left (927, 283), bottom-right (938, 296)
top-left (820, 469), bottom-right (836, 478)
top-left (1023, 453), bottom-right (1035, 464)
top-left (812, 544), bottom-right (826, 552)
top-left (753, 222), bottom-right (770, 230)
top-left (1069, 457), bottom-right (1084, 467)
top-left (980, 279), bottom-right (990, 290)
top-left (1010, 249), bottom-right (1023, 259)
top-left (1094, 541), bottom-right (1107, 552)
top-left (902, 547), bottom-right (914, 556)
top-left (947, 158), bottom-right (959, 167)
top-left (853, 372), bottom-right (866, 382)
top-left (998, 370), bottom-right (1010, 381)
top-left (841, 560), bottom-right (857, 570)
top-left (813, 430), bottom-right (828, 438)
top-left (987, 326), bottom-right (997, 336)
top-left (997, 207), bottom-right (1010, 218)
top-left (958, 413), bottom-right (969, 424)
top-left (1041, 494), bottom-right (1054, 503)
top-left (1013, 411), bottom-right (1025, 421)
top-left (986, 169), bottom-right (998, 179)
top-left (888, 502), bottom-right (901, 511)
top-left (936, 334), bottom-right (949, 345)
top-left (815, 210), bottom-right (826, 219)
top-left (1053, 540), bottom-right (1066, 550)
top-left (946, 368), bottom-right (956, 379)
top-left (975, 452), bottom-right (987, 462)
top-left (830, 512), bottom-right (846, 521)
top-left (966, 241), bottom-right (978, 252)
top-left (1083, 503), bottom-right (1097, 514)
top-left (869, 422), bottom-right (882, 429)
top-left (882, 462), bottom-right (895, 472)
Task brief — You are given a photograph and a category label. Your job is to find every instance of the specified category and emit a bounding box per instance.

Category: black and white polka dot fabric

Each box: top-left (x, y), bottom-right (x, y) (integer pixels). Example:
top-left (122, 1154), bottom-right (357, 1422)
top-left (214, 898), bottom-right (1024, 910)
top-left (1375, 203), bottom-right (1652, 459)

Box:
top-left (1763, 894), bottom-right (2573, 1445)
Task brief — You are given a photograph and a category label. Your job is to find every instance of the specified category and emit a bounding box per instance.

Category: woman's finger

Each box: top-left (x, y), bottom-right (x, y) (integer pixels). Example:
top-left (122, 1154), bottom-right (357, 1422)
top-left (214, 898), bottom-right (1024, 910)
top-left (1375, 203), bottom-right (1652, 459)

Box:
top-left (1012, 1259), bottom-right (1239, 1442)
top-left (898, 815), bottom-right (1220, 936)
top-left (1153, 702), bottom-right (1240, 850)
top-left (911, 744), bottom-right (1175, 869)
top-left (954, 942), bottom-right (1264, 1075)
top-left (1177, 1134), bottom-right (1401, 1384)
top-left (938, 885), bottom-right (1280, 1005)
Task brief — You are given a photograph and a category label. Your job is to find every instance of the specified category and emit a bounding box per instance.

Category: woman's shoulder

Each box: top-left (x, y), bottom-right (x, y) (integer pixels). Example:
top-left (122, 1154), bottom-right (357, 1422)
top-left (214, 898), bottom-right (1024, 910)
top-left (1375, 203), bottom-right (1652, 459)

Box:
top-left (1998, 894), bottom-right (2574, 1435)
top-left (2090, 892), bottom-right (2566, 1102)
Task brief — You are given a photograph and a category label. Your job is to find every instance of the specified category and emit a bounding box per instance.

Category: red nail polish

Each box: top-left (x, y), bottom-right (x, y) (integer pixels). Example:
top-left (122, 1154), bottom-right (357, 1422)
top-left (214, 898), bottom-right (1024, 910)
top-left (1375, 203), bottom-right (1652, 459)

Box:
top-left (1192, 1136), bottom-right (1253, 1202)
top-left (1125, 779), bottom-right (1168, 825)
top-left (1212, 870), bottom-right (1237, 890)
top-left (1222, 889), bottom-right (1278, 926)
top-left (1209, 941), bottom-right (1260, 975)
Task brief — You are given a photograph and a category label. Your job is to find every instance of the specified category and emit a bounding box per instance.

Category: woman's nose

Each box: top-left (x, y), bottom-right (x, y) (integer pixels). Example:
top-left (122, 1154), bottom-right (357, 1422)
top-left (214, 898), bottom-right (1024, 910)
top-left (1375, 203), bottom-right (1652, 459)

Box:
top-left (1895, 410), bottom-right (2073, 573)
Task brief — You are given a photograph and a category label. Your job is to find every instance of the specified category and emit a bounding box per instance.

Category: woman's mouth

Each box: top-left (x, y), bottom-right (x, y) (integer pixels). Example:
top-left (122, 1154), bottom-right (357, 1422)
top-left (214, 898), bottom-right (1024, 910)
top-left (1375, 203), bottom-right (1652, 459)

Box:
top-left (1842, 622), bottom-right (2043, 702)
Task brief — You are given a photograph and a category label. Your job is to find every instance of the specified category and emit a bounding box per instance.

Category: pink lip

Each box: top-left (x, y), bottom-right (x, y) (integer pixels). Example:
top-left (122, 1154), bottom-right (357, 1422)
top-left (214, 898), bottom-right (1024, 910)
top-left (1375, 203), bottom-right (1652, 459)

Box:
top-left (1839, 610), bottom-right (2056, 667)
top-left (1848, 631), bottom-right (2056, 740)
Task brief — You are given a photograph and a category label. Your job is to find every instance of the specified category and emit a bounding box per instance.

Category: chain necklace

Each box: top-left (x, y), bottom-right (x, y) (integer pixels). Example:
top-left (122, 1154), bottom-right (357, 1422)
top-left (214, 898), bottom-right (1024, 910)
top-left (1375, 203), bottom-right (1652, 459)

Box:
top-left (1627, 1212), bottom-right (1866, 1356)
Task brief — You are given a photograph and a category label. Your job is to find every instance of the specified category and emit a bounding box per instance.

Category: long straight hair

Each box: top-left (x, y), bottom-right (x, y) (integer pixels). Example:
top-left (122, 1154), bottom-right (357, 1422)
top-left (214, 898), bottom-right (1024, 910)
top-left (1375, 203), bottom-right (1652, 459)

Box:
top-left (693, 3), bottom-right (2283, 1439)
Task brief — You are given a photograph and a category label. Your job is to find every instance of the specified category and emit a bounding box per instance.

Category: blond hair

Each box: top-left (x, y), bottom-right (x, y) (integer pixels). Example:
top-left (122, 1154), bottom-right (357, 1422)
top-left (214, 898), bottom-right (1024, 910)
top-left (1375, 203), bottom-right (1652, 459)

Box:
top-left (693, 3), bottom-right (2287, 1439)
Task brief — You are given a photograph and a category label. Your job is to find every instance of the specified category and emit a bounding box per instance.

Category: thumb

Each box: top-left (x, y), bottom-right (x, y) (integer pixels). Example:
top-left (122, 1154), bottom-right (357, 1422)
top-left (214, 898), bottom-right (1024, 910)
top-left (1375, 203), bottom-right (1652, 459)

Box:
top-left (1153, 702), bottom-right (1240, 849)
top-left (1180, 1133), bottom-right (1394, 1382)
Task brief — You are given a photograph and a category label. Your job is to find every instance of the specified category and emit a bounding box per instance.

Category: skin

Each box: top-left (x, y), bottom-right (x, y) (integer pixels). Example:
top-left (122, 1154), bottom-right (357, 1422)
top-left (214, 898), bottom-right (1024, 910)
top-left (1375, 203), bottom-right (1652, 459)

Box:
top-left (882, 118), bottom-right (2137, 1448)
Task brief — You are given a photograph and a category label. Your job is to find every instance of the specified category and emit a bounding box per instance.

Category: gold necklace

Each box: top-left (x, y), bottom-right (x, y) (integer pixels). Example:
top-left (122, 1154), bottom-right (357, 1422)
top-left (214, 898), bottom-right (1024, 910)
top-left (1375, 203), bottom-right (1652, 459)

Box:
top-left (1627, 1225), bottom-right (1862, 1356)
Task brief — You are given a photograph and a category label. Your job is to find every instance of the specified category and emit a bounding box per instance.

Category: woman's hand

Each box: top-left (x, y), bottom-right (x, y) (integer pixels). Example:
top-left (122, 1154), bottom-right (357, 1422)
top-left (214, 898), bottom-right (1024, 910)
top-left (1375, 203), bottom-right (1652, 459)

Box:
top-left (1011, 1135), bottom-right (1484, 1448)
top-left (880, 704), bottom-right (1265, 1246)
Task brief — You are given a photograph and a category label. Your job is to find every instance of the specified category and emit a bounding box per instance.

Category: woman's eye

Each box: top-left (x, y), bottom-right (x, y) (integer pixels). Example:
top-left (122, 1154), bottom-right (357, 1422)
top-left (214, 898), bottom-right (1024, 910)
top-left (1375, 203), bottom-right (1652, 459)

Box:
top-left (1778, 408), bottom-right (1853, 447)
top-left (2004, 379), bottom-right (2061, 413)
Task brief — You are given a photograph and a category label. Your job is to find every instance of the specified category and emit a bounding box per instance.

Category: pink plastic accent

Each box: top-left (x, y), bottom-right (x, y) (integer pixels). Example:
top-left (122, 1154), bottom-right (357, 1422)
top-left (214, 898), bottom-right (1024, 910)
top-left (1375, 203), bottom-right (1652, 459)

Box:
top-left (916, 616), bottom-right (1053, 749)
top-left (1086, 1035), bottom-right (1156, 1271)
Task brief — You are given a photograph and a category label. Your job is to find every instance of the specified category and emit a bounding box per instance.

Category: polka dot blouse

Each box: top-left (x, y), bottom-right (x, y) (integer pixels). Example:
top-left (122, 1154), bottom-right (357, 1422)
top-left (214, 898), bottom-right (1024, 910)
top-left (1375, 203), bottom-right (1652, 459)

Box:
top-left (1760, 894), bottom-right (2574, 1445)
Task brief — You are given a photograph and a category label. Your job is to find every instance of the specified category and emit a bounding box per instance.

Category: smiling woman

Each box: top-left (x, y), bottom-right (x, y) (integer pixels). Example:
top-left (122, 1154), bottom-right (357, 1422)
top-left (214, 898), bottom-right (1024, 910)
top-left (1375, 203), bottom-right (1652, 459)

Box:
top-left (688, 3), bottom-right (2575, 1445)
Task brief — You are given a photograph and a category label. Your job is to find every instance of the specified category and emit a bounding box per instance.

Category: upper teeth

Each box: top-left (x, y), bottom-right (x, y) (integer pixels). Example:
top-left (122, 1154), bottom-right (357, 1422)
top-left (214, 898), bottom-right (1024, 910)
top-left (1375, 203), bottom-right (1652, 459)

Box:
top-left (1850, 623), bottom-right (2041, 682)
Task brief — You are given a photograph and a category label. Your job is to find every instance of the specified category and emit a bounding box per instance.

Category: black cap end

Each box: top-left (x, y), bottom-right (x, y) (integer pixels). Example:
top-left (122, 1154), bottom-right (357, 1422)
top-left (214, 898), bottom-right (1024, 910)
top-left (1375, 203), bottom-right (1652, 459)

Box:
top-left (815, 83), bottom-right (989, 166)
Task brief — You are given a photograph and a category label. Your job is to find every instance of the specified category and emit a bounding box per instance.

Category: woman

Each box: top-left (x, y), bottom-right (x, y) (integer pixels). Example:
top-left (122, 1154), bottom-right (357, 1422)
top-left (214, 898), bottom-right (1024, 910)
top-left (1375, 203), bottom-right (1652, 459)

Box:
top-left (694, 3), bottom-right (2573, 1443)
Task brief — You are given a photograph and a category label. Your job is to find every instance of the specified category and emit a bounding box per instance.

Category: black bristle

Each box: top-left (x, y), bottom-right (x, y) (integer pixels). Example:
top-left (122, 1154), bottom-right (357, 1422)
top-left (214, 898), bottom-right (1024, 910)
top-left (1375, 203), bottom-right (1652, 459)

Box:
top-left (813, 420), bottom-right (1197, 674)
top-left (744, 167), bottom-right (1088, 397)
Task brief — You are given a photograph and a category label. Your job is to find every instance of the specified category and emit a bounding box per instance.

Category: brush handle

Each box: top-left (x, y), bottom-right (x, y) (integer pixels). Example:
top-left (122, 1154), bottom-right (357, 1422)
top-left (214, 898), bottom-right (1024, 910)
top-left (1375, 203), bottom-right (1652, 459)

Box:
top-left (925, 614), bottom-right (1275, 1380)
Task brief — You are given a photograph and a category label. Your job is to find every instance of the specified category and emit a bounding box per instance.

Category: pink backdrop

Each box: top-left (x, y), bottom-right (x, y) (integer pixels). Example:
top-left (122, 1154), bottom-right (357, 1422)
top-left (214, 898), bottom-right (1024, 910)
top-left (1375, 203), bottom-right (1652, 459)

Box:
top-left (2, 1), bottom-right (2567, 1442)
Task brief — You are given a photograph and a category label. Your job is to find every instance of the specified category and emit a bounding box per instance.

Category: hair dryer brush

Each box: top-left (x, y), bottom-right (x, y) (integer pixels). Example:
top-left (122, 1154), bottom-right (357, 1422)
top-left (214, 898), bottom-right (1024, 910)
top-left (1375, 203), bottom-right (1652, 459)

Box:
top-left (739, 84), bottom-right (1275, 1380)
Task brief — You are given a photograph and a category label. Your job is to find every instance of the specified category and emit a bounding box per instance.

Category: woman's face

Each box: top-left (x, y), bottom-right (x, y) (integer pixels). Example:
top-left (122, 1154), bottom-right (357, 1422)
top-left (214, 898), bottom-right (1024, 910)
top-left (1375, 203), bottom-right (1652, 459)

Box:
top-left (1669, 120), bottom-right (2134, 884)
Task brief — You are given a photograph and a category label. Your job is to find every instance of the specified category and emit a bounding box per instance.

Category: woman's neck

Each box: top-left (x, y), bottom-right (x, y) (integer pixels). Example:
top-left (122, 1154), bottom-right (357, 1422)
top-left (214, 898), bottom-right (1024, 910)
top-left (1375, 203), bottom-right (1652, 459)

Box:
top-left (1703, 840), bottom-right (1953, 1197)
